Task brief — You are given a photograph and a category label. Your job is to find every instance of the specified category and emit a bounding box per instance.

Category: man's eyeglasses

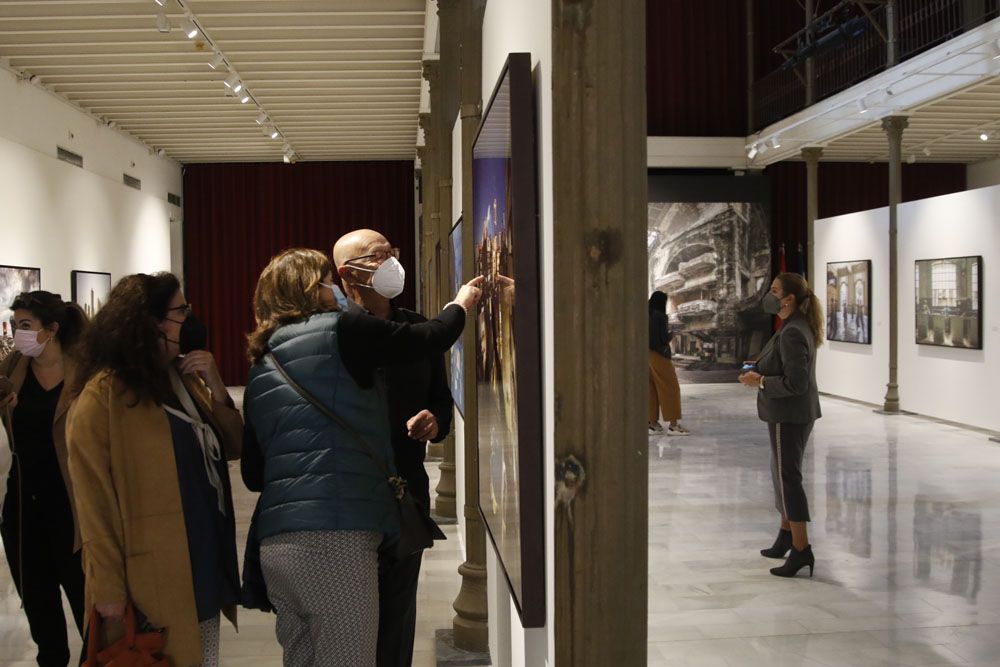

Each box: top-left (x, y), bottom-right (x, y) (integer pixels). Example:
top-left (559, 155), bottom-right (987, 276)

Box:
top-left (346, 247), bottom-right (400, 265)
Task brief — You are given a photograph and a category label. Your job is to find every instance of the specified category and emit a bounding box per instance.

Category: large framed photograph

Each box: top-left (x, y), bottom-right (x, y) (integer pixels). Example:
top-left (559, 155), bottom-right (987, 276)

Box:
top-left (449, 218), bottom-right (464, 416)
top-left (0, 265), bottom-right (42, 326)
top-left (473, 52), bottom-right (545, 627)
top-left (71, 270), bottom-right (112, 318)
top-left (915, 256), bottom-right (982, 349)
top-left (825, 260), bottom-right (872, 344)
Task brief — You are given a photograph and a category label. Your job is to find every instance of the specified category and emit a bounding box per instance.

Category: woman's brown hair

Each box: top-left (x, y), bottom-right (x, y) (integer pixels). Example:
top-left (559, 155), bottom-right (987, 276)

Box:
top-left (10, 290), bottom-right (89, 359)
top-left (776, 272), bottom-right (825, 347)
top-left (74, 272), bottom-right (180, 405)
top-left (247, 248), bottom-right (335, 363)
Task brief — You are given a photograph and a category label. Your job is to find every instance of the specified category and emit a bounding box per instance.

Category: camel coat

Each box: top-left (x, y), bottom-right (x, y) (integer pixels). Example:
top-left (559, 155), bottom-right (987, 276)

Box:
top-left (67, 370), bottom-right (243, 667)
top-left (0, 351), bottom-right (81, 550)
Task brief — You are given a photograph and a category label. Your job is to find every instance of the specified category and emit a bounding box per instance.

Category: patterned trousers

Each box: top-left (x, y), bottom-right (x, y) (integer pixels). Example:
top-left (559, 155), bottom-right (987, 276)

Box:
top-left (260, 530), bottom-right (382, 667)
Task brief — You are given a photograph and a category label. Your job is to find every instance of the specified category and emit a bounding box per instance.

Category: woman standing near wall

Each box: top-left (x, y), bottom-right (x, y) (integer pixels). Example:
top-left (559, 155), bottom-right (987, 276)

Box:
top-left (648, 291), bottom-right (689, 436)
top-left (0, 291), bottom-right (87, 667)
top-left (739, 273), bottom-right (823, 578)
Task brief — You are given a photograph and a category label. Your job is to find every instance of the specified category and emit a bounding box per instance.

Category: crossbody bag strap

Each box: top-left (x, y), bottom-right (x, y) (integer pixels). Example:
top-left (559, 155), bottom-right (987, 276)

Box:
top-left (266, 353), bottom-right (403, 495)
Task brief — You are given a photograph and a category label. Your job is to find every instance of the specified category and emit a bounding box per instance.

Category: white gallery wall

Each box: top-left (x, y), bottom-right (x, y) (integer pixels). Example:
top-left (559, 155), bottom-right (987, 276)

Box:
top-left (813, 207), bottom-right (890, 406)
top-left (0, 69), bottom-right (182, 301)
top-left (813, 184), bottom-right (1000, 431)
top-left (898, 185), bottom-right (1000, 431)
top-left (481, 0), bottom-right (555, 665)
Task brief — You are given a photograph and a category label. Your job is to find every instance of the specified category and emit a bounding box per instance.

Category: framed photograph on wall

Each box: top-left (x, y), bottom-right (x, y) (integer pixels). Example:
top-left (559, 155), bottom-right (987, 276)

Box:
top-left (914, 256), bottom-right (983, 349)
top-left (71, 270), bottom-right (112, 318)
top-left (473, 52), bottom-right (545, 628)
top-left (0, 265), bottom-right (42, 327)
top-left (449, 218), bottom-right (465, 416)
top-left (825, 260), bottom-right (872, 344)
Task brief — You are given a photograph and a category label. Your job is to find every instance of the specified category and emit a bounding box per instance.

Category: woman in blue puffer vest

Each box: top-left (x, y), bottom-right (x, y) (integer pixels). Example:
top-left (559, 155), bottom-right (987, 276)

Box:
top-left (241, 248), bottom-right (482, 666)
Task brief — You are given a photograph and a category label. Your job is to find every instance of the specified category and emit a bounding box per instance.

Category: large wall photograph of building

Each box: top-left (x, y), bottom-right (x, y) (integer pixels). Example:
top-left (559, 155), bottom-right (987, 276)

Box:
top-left (826, 260), bottom-right (871, 344)
top-left (647, 202), bottom-right (772, 380)
top-left (915, 256), bottom-right (982, 349)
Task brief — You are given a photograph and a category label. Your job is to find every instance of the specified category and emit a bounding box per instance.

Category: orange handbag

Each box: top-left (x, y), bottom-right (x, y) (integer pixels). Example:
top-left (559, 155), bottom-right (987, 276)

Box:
top-left (83, 601), bottom-right (169, 667)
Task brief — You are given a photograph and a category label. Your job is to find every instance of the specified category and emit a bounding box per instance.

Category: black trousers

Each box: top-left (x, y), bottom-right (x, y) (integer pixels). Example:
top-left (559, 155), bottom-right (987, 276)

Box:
top-left (376, 549), bottom-right (424, 667)
top-left (1, 497), bottom-right (85, 667)
top-left (767, 421), bottom-right (814, 523)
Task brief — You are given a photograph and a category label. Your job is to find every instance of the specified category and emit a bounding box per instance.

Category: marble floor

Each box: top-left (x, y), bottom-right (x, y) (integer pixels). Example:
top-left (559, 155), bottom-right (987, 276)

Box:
top-left (649, 384), bottom-right (1000, 667)
top-left (5, 384), bottom-right (1000, 666)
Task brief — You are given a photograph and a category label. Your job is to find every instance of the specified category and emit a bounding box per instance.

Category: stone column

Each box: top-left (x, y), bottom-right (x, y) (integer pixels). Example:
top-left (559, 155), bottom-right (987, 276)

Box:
top-left (451, 0), bottom-right (489, 652)
top-left (431, 0), bottom-right (462, 521)
top-left (802, 147), bottom-right (823, 283)
top-left (881, 116), bottom-right (908, 414)
top-left (552, 0), bottom-right (648, 664)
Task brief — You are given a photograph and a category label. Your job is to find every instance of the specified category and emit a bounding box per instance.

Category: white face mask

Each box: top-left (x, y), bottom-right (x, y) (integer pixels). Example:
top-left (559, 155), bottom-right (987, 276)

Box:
top-left (13, 329), bottom-right (48, 358)
top-left (353, 256), bottom-right (406, 300)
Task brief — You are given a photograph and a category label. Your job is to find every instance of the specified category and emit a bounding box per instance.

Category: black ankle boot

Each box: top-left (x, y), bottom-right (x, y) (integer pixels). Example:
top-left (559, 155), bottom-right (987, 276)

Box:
top-left (760, 529), bottom-right (792, 558)
top-left (770, 545), bottom-right (815, 578)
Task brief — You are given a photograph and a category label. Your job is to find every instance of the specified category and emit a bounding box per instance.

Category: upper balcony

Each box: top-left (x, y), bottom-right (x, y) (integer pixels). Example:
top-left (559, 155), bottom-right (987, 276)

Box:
top-left (752, 0), bottom-right (999, 133)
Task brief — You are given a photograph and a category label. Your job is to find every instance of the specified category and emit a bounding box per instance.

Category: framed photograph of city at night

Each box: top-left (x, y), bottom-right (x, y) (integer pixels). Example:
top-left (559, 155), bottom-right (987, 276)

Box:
top-left (473, 52), bottom-right (544, 628)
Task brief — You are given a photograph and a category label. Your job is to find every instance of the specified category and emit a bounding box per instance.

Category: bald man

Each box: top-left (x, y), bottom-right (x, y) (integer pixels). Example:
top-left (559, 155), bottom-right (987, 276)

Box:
top-left (334, 229), bottom-right (452, 667)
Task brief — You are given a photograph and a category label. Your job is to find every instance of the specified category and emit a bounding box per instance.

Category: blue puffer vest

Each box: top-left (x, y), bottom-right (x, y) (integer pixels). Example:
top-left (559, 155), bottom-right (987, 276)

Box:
top-left (244, 311), bottom-right (399, 542)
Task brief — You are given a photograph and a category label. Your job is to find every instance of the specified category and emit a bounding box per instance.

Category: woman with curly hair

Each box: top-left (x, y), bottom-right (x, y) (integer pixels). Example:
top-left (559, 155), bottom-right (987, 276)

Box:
top-left (66, 273), bottom-right (243, 666)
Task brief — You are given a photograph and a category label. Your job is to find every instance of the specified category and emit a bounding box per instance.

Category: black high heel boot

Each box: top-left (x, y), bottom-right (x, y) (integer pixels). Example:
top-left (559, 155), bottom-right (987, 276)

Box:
top-left (770, 545), bottom-right (815, 578)
top-left (760, 529), bottom-right (792, 558)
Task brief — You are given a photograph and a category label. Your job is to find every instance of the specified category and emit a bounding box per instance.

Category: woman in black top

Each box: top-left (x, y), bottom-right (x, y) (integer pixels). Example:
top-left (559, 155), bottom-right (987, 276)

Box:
top-left (648, 291), bottom-right (689, 436)
top-left (0, 291), bottom-right (87, 667)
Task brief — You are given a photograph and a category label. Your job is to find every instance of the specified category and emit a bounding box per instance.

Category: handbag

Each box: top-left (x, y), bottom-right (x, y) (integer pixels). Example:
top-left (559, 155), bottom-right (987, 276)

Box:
top-left (83, 601), bottom-right (168, 667)
top-left (266, 353), bottom-right (445, 559)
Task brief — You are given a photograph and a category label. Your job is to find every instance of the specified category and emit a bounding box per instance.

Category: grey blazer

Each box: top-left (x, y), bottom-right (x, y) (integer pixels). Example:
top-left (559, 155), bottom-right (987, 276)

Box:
top-left (755, 313), bottom-right (822, 424)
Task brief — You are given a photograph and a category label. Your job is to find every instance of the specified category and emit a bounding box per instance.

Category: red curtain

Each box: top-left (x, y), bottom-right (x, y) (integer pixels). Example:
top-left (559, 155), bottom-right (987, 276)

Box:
top-left (767, 161), bottom-right (967, 278)
top-left (182, 161), bottom-right (416, 385)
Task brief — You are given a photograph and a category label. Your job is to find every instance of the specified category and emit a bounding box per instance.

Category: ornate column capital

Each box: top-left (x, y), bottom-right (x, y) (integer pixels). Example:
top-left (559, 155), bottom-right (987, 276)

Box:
top-left (881, 115), bottom-right (909, 140)
top-left (419, 112), bottom-right (433, 143)
top-left (800, 146), bottom-right (824, 164)
top-left (422, 58), bottom-right (440, 93)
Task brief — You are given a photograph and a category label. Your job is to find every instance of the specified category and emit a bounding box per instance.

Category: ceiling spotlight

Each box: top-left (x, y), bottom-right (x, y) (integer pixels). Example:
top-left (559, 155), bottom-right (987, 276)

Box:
top-left (991, 38), bottom-right (1000, 60)
top-left (155, 12), bottom-right (171, 33)
top-left (256, 112), bottom-right (268, 125)
top-left (981, 131), bottom-right (991, 141)
top-left (906, 154), bottom-right (916, 164)
top-left (208, 52), bottom-right (226, 70)
top-left (747, 143), bottom-right (759, 160)
top-left (270, 128), bottom-right (280, 139)
top-left (769, 136), bottom-right (782, 149)
top-left (153, 0), bottom-right (168, 6)
top-left (224, 74), bottom-right (242, 92)
top-left (856, 99), bottom-right (868, 114)
top-left (283, 153), bottom-right (292, 164)
top-left (180, 18), bottom-right (199, 39)
top-left (923, 147), bottom-right (932, 157)
top-left (240, 91), bottom-right (251, 103)
top-left (156, 148), bottom-right (167, 157)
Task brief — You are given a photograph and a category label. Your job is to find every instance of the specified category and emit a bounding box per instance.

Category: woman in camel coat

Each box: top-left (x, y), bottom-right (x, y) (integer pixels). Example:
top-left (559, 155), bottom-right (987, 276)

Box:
top-left (67, 273), bottom-right (242, 667)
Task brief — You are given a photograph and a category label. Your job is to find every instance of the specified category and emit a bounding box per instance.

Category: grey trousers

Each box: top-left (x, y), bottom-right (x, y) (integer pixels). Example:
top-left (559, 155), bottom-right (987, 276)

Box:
top-left (260, 530), bottom-right (382, 667)
top-left (768, 421), bottom-right (814, 523)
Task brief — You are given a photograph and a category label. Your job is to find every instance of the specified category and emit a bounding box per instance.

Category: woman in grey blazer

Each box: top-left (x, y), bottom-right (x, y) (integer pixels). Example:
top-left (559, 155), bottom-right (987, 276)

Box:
top-left (739, 272), bottom-right (823, 578)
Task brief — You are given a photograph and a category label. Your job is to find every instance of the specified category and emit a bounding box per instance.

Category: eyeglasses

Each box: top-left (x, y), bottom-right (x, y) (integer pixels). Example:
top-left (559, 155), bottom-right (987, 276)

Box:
top-left (346, 247), bottom-right (400, 265)
top-left (166, 303), bottom-right (193, 317)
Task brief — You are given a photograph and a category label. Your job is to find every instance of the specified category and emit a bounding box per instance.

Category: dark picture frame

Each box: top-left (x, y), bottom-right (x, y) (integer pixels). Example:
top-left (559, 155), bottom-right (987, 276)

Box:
top-left (0, 264), bottom-right (42, 326)
top-left (71, 270), bottom-right (113, 318)
top-left (825, 260), bottom-right (872, 345)
top-left (449, 217), bottom-right (465, 416)
top-left (914, 256), bottom-right (983, 349)
top-left (473, 52), bottom-right (545, 628)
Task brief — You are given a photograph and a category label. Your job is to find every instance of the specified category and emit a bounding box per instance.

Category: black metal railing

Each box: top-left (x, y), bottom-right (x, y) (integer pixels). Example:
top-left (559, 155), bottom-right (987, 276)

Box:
top-left (752, 0), bottom-right (1000, 132)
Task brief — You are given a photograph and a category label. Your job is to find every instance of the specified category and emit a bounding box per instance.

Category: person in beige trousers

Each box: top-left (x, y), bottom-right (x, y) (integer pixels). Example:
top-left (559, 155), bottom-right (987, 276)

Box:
top-left (648, 291), bottom-right (689, 436)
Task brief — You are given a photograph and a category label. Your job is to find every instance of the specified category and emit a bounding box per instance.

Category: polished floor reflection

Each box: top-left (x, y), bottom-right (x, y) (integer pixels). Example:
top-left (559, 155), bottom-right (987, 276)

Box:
top-left (649, 384), bottom-right (1000, 667)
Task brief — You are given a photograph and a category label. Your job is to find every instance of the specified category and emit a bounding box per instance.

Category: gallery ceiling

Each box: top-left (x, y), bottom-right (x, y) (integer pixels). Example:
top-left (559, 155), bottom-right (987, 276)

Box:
top-left (0, 0), bottom-right (427, 163)
top-left (820, 76), bottom-right (1000, 164)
